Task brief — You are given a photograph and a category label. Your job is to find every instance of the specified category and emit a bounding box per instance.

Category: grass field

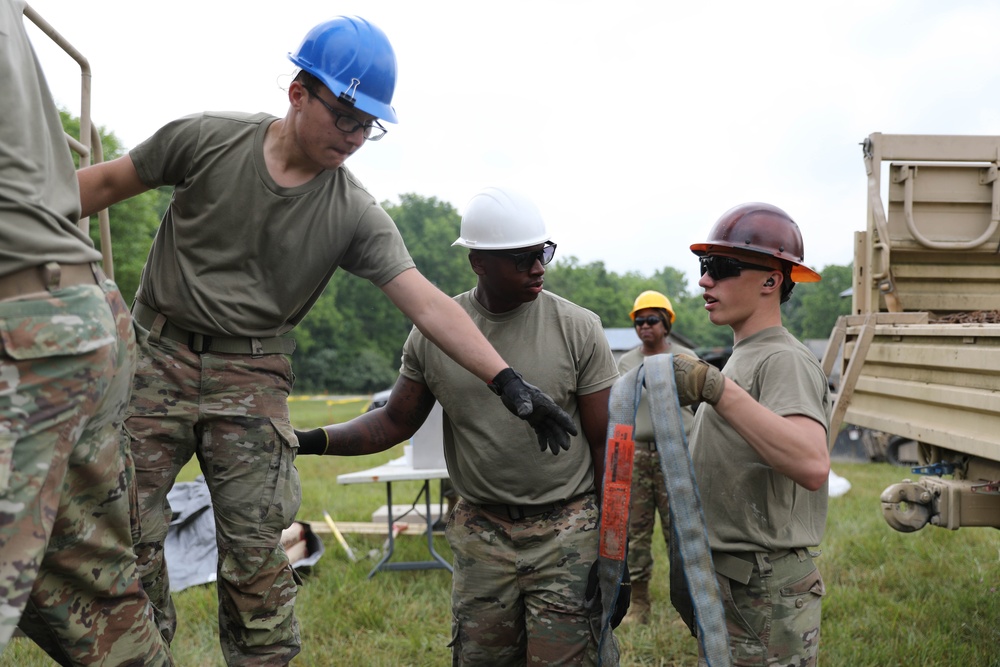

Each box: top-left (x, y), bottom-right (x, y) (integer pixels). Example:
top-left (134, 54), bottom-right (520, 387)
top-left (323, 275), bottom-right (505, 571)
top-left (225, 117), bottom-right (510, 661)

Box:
top-left (2, 395), bottom-right (999, 666)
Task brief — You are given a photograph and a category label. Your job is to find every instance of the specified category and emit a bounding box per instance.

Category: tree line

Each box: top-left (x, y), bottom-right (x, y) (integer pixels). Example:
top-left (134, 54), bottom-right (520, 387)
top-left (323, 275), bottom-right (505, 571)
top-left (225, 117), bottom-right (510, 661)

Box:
top-left (73, 114), bottom-right (852, 394)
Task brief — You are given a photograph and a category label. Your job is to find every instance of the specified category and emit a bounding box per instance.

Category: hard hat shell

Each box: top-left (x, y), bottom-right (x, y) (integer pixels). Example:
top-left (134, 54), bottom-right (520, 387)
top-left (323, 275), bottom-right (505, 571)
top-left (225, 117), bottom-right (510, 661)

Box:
top-left (690, 202), bottom-right (821, 282)
top-left (288, 16), bottom-right (399, 123)
top-left (453, 187), bottom-right (550, 250)
top-left (630, 290), bottom-right (676, 324)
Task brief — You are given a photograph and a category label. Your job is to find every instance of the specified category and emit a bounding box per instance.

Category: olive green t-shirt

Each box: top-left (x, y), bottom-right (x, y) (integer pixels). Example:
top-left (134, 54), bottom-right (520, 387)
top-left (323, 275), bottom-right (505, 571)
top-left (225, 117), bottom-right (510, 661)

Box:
top-left (129, 111), bottom-right (414, 337)
top-left (690, 326), bottom-right (831, 552)
top-left (617, 342), bottom-right (698, 442)
top-left (400, 290), bottom-right (619, 506)
top-left (0, 0), bottom-right (100, 275)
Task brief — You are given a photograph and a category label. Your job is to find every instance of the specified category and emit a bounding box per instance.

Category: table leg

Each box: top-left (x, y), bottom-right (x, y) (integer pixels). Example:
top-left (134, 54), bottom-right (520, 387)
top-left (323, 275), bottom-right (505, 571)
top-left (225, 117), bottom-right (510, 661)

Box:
top-left (421, 480), bottom-right (453, 572)
top-left (367, 479), bottom-right (454, 578)
top-left (367, 481), bottom-right (396, 578)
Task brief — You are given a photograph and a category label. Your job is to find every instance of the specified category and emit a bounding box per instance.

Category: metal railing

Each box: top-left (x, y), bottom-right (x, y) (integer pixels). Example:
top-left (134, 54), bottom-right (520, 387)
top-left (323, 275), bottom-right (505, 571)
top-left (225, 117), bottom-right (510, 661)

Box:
top-left (23, 3), bottom-right (114, 279)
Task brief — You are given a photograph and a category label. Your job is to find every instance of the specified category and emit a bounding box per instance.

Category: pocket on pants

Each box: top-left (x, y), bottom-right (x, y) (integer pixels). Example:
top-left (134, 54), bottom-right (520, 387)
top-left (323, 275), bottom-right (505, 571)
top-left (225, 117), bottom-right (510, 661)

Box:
top-left (719, 573), bottom-right (766, 644)
top-left (0, 287), bottom-right (115, 359)
top-left (263, 417), bottom-right (302, 529)
top-left (780, 564), bottom-right (826, 602)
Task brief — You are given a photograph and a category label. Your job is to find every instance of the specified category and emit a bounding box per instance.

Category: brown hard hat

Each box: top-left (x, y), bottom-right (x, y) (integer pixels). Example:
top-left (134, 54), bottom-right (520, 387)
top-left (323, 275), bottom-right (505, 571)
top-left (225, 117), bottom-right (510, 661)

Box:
top-left (690, 202), bottom-right (821, 283)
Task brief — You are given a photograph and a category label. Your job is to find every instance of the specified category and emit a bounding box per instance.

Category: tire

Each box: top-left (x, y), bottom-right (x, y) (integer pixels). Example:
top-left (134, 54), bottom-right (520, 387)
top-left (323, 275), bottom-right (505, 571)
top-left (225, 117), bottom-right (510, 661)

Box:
top-left (885, 437), bottom-right (918, 467)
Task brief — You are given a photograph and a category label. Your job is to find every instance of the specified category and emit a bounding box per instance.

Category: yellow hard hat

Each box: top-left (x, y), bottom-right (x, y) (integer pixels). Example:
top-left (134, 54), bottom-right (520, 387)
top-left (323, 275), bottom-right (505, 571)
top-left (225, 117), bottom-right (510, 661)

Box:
top-left (630, 290), bottom-right (675, 324)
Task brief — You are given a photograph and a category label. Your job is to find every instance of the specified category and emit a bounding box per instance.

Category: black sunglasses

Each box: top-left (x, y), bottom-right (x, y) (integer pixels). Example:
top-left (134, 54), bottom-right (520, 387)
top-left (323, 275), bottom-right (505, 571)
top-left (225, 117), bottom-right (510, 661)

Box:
top-left (491, 241), bottom-right (557, 272)
top-left (634, 316), bottom-right (663, 327)
top-left (699, 255), bottom-right (776, 281)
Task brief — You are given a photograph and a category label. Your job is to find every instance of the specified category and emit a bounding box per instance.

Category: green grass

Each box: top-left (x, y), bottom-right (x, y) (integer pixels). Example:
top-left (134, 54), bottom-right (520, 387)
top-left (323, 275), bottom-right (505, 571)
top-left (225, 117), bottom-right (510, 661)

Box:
top-left (3, 397), bottom-right (999, 665)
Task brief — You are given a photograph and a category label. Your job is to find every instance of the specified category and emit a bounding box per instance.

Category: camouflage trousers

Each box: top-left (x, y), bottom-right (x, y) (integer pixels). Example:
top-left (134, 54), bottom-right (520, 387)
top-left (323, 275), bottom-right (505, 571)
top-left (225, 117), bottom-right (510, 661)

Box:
top-left (627, 444), bottom-right (670, 583)
top-left (127, 319), bottom-right (302, 666)
top-left (446, 494), bottom-right (603, 666)
top-left (699, 550), bottom-right (825, 666)
top-left (0, 278), bottom-right (171, 665)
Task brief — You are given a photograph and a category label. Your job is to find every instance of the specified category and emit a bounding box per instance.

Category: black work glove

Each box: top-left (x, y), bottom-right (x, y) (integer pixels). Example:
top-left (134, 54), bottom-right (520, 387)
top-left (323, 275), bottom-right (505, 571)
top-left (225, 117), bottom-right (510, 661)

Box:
top-left (585, 561), bottom-right (631, 629)
top-left (672, 354), bottom-right (725, 406)
top-left (488, 368), bottom-right (578, 455)
top-left (294, 427), bottom-right (329, 455)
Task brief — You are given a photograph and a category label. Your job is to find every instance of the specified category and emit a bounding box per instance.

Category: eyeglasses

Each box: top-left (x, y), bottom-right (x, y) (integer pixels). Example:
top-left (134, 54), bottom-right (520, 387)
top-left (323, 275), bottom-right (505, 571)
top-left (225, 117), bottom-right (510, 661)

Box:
top-left (699, 255), bottom-right (776, 281)
top-left (634, 316), bottom-right (663, 327)
top-left (304, 86), bottom-right (387, 141)
top-left (491, 241), bottom-right (557, 272)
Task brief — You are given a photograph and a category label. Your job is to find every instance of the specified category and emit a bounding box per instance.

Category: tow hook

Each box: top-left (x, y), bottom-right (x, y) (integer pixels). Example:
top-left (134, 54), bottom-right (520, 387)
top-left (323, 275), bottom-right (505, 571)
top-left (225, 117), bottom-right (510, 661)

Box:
top-left (880, 479), bottom-right (934, 532)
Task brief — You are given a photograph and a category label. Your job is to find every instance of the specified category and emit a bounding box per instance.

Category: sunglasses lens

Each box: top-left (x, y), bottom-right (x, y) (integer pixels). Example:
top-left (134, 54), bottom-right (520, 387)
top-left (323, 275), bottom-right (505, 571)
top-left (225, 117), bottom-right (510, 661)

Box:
top-left (701, 256), bottom-right (741, 280)
top-left (635, 316), bottom-right (660, 327)
top-left (513, 243), bottom-right (556, 271)
top-left (540, 243), bottom-right (556, 265)
top-left (514, 252), bottom-right (536, 272)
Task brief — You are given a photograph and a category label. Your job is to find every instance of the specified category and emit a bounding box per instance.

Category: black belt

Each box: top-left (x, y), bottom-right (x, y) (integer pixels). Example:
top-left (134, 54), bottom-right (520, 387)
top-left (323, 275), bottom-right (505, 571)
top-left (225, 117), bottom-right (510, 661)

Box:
top-left (476, 492), bottom-right (589, 521)
top-left (133, 301), bottom-right (296, 356)
top-left (635, 440), bottom-right (657, 451)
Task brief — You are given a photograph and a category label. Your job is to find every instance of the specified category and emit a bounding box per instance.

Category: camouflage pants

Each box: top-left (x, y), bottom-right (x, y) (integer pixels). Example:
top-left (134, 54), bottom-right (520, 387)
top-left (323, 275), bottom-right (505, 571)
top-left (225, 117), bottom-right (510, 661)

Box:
top-left (446, 494), bottom-right (602, 667)
top-left (699, 550), bottom-right (825, 667)
top-left (127, 320), bottom-right (301, 666)
top-left (0, 279), bottom-right (171, 665)
top-left (627, 445), bottom-right (669, 583)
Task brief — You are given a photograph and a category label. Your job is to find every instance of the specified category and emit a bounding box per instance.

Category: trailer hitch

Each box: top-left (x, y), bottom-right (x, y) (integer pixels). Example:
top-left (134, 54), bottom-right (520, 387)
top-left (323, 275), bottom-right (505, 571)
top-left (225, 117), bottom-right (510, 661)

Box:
top-left (880, 480), bottom-right (934, 532)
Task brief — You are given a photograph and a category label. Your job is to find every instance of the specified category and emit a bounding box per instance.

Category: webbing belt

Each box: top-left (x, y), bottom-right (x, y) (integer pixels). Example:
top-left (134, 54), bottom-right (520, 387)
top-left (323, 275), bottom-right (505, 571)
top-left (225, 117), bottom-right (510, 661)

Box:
top-left (133, 301), bottom-right (296, 356)
top-left (597, 354), bottom-right (731, 667)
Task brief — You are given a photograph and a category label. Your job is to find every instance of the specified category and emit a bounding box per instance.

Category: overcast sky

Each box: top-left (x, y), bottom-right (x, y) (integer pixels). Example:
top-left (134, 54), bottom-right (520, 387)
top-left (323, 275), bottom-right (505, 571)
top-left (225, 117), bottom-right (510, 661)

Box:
top-left (24, 0), bottom-right (1000, 289)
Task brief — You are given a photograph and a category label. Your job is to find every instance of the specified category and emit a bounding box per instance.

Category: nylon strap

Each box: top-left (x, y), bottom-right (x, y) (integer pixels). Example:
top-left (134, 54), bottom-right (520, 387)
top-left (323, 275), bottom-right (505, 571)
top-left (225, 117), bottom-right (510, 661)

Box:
top-left (597, 354), bottom-right (731, 667)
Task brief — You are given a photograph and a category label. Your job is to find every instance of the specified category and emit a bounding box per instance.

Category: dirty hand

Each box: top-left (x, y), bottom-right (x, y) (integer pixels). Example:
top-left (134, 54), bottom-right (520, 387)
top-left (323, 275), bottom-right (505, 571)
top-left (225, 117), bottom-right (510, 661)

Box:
top-left (585, 561), bottom-right (631, 628)
top-left (488, 368), bottom-right (578, 455)
top-left (672, 353), bottom-right (725, 406)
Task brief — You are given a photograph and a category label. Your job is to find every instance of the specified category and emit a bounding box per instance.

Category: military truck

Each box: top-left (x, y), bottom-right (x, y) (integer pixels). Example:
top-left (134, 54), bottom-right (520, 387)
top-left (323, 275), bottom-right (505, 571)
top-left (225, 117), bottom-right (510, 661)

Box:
top-left (820, 133), bottom-right (1000, 533)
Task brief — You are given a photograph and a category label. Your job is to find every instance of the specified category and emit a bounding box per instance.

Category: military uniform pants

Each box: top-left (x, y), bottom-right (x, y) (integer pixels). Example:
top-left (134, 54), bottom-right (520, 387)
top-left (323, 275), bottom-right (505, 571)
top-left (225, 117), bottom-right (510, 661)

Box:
top-left (699, 550), bottom-right (825, 667)
top-left (626, 445), bottom-right (670, 583)
top-left (0, 281), bottom-right (171, 665)
top-left (127, 321), bottom-right (301, 666)
top-left (446, 494), bottom-right (602, 667)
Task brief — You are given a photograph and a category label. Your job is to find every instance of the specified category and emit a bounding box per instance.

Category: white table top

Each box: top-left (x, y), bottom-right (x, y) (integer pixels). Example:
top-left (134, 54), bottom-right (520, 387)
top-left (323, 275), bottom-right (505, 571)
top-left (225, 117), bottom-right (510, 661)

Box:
top-left (336, 456), bottom-right (450, 485)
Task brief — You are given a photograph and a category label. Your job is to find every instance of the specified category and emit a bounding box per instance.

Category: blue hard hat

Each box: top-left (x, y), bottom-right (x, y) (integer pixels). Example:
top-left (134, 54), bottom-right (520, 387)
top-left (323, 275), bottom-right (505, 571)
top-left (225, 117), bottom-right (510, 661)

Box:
top-left (288, 16), bottom-right (398, 124)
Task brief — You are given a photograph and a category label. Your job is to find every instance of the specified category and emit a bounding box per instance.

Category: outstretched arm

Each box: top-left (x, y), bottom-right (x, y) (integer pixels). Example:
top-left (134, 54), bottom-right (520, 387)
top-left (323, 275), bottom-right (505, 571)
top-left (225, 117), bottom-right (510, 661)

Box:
top-left (77, 155), bottom-right (150, 218)
top-left (379, 269), bottom-right (578, 454)
top-left (380, 268), bottom-right (506, 382)
top-left (296, 376), bottom-right (436, 456)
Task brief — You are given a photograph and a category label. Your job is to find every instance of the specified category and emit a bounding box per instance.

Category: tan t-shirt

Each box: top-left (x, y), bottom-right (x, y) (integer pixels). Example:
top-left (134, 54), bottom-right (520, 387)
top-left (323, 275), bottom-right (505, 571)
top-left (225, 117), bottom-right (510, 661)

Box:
top-left (400, 290), bottom-right (619, 506)
top-left (690, 326), bottom-right (831, 552)
top-left (617, 342), bottom-right (698, 442)
top-left (129, 111), bottom-right (414, 337)
top-left (0, 0), bottom-right (100, 275)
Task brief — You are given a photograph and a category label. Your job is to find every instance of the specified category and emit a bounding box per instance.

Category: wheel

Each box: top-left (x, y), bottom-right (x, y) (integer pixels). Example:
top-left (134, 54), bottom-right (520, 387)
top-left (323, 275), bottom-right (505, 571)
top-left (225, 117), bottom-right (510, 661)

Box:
top-left (885, 437), bottom-right (919, 467)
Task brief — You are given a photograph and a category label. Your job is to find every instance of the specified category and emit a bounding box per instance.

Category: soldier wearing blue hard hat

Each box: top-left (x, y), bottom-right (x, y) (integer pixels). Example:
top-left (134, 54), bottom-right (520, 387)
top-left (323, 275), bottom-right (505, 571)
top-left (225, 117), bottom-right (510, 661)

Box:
top-left (77, 16), bottom-right (576, 664)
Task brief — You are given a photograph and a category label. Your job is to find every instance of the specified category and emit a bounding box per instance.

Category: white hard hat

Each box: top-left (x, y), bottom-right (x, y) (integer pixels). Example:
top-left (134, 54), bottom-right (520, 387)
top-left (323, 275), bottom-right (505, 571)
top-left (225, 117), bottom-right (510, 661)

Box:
top-left (453, 187), bottom-right (549, 250)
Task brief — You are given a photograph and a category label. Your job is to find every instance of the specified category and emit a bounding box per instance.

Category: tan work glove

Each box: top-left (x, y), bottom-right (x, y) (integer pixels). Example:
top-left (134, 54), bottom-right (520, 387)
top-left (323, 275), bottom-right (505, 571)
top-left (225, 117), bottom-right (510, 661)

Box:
top-left (672, 354), bottom-right (725, 406)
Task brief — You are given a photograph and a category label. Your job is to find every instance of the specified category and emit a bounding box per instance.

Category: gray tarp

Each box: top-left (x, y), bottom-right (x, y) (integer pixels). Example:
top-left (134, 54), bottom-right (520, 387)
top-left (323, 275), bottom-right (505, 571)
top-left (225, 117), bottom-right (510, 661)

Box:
top-left (164, 476), bottom-right (324, 592)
